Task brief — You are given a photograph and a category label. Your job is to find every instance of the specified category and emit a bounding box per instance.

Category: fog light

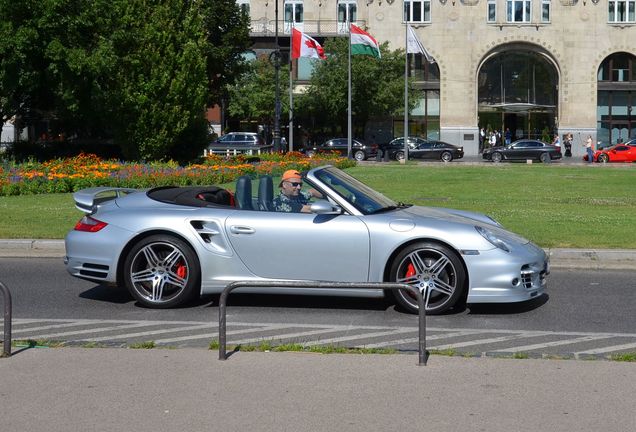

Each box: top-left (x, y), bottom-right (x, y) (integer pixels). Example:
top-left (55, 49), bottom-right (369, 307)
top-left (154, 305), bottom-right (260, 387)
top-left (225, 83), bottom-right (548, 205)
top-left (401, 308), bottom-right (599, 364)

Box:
top-left (512, 278), bottom-right (519, 286)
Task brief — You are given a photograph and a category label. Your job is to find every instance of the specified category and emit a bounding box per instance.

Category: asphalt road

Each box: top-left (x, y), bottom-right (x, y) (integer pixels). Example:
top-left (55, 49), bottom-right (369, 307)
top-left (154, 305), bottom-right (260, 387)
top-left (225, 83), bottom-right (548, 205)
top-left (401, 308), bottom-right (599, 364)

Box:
top-left (1, 257), bottom-right (635, 358)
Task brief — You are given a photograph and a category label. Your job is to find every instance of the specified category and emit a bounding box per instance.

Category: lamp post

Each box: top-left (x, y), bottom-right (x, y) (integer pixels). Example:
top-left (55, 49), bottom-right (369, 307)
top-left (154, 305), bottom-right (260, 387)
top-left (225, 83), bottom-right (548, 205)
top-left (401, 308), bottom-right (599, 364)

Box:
top-left (273, 0), bottom-right (281, 152)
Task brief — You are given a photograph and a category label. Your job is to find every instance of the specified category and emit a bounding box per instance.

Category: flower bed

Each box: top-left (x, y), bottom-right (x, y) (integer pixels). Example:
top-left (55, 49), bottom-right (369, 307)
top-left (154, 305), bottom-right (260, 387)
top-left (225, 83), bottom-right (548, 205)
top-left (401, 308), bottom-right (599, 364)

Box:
top-left (0, 152), bottom-right (356, 196)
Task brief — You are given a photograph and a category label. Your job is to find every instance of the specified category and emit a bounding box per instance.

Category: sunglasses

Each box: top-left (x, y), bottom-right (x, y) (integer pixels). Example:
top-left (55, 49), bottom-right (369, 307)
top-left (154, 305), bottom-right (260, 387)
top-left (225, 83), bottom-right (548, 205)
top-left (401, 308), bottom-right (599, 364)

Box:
top-left (286, 181), bottom-right (303, 187)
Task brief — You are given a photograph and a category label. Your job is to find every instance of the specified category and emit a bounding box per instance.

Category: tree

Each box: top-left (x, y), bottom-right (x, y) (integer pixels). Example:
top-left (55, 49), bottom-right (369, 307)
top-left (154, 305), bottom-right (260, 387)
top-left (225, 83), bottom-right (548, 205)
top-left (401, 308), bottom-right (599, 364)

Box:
top-left (296, 37), bottom-right (416, 139)
top-left (0, 0), bottom-right (250, 162)
top-left (225, 57), bottom-right (290, 134)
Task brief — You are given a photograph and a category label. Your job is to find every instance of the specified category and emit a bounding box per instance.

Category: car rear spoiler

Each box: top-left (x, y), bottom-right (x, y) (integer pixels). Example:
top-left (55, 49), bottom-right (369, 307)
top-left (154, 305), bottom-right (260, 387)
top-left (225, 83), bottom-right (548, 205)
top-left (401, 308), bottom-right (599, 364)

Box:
top-left (73, 187), bottom-right (138, 214)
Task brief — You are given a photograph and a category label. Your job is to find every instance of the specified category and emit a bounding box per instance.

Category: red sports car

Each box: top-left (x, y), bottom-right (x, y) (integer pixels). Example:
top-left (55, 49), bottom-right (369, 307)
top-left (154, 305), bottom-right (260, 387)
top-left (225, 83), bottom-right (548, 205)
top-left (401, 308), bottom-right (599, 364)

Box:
top-left (584, 144), bottom-right (636, 163)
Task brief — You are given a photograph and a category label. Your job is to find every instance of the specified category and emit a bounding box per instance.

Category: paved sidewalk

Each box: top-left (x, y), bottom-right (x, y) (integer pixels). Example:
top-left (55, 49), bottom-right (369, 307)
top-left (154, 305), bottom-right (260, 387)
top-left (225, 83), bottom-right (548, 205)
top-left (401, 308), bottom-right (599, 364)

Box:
top-left (2, 239), bottom-right (635, 270)
top-left (1, 348), bottom-right (635, 432)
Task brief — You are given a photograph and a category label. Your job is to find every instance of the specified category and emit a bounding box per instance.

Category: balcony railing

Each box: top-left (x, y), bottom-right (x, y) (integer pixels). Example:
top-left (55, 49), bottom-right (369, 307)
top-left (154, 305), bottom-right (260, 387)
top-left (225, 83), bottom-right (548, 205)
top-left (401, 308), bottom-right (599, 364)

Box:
top-left (250, 19), bottom-right (366, 37)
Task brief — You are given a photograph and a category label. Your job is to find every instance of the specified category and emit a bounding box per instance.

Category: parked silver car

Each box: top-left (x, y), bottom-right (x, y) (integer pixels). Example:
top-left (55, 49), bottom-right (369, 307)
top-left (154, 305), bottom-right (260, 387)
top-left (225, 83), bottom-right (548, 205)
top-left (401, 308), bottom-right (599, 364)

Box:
top-left (65, 166), bottom-right (548, 314)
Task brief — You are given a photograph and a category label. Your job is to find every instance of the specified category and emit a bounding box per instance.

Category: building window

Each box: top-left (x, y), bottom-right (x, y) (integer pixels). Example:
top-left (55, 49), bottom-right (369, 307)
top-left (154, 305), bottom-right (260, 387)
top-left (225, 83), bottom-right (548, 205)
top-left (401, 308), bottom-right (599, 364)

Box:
top-left (236, 0), bottom-right (250, 16)
top-left (404, 0), bottom-right (431, 23)
top-left (285, 1), bottom-right (304, 24)
top-left (542, 0), bottom-right (551, 22)
top-left (337, 0), bottom-right (357, 33)
top-left (609, 1), bottom-right (636, 23)
top-left (487, 0), bottom-right (497, 22)
top-left (507, 0), bottom-right (532, 23)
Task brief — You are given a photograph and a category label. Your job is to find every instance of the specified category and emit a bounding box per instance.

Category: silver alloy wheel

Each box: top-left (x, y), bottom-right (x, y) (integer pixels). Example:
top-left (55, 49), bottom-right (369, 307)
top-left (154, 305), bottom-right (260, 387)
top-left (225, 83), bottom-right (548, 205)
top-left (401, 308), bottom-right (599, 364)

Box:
top-left (441, 151), bottom-right (453, 162)
top-left (540, 152), bottom-right (551, 163)
top-left (491, 152), bottom-right (502, 162)
top-left (396, 151), bottom-right (405, 161)
top-left (391, 243), bottom-right (465, 314)
top-left (354, 150), bottom-right (366, 161)
top-left (125, 237), bottom-right (198, 307)
top-left (598, 153), bottom-right (609, 163)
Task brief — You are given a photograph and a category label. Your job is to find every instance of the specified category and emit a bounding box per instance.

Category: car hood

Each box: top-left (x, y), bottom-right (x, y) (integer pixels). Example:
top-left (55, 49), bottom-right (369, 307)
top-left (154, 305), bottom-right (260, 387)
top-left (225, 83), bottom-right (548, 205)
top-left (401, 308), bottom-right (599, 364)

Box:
top-left (395, 205), bottom-right (531, 244)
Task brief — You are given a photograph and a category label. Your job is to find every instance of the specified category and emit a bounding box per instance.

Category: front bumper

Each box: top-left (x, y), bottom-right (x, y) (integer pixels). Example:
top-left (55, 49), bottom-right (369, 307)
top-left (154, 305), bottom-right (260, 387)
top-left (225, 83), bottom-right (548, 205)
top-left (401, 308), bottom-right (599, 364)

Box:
top-left (464, 244), bottom-right (548, 304)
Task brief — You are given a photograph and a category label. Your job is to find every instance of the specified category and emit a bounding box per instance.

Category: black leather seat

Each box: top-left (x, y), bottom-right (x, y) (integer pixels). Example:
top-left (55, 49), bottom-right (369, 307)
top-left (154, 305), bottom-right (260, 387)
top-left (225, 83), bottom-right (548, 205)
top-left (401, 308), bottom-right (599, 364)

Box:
top-left (257, 175), bottom-right (274, 211)
top-left (234, 176), bottom-right (253, 210)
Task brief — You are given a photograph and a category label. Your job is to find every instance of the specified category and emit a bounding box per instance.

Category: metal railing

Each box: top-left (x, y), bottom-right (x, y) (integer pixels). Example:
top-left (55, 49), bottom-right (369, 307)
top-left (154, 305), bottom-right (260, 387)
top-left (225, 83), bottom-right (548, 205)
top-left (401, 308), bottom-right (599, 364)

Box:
top-left (249, 19), bottom-right (367, 37)
top-left (1, 281), bottom-right (11, 358)
top-left (219, 281), bottom-right (429, 366)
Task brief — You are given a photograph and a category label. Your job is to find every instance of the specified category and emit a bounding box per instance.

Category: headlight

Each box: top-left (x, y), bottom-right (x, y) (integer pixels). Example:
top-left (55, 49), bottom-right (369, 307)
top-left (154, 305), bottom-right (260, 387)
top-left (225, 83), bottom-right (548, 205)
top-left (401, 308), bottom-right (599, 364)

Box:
top-left (475, 226), bottom-right (510, 253)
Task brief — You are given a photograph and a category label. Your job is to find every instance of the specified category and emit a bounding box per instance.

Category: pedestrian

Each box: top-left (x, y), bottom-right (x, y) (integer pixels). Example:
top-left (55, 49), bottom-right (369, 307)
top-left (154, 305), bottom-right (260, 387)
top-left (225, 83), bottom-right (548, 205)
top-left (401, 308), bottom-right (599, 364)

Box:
top-left (505, 128), bottom-right (512, 145)
top-left (489, 131), bottom-right (497, 148)
top-left (552, 134), bottom-right (560, 149)
top-left (585, 135), bottom-right (594, 163)
top-left (564, 133), bottom-right (573, 157)
top-left (479, 127), bottom-right (485, 153)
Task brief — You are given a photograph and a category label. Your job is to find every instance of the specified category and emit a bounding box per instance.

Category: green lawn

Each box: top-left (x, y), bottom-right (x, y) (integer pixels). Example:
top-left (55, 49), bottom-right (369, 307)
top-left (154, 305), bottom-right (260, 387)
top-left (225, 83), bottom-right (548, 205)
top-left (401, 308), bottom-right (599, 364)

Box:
top-left (1, 163), bottom-right (635, 248)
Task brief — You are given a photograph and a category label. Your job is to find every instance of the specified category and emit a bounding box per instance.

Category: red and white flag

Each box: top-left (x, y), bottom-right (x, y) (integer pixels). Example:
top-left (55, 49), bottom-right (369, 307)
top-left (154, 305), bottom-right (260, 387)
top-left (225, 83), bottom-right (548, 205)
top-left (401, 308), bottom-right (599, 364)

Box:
top-left (291, 27), bottom-right (326, 60)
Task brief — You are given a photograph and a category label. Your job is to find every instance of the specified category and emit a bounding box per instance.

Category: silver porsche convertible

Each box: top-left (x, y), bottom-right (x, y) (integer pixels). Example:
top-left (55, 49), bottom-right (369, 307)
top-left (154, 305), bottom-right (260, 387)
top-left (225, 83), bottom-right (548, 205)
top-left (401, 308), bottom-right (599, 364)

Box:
top-left (64, 165), bottom-right (548, 314)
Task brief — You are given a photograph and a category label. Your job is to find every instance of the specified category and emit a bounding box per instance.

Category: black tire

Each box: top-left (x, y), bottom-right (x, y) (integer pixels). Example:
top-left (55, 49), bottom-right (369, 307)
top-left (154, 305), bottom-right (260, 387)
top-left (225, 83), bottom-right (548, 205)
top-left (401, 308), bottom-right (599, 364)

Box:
top-left (540, 152), bottom-right (551, 163)
top-left (354, 150), bottom-right (366, 161)
top-left (388, 242), bottom-right (466, 315)
top-left (491, 152), bottom-right (503, 163)
top-left (441, 151), bottom-right (453, 162)
top-left (395, 151), bottom-right (405, 161)
top-left (598, 153), bottom-right (609, 163)
top-left (123, 235), bottom-right (200, 308)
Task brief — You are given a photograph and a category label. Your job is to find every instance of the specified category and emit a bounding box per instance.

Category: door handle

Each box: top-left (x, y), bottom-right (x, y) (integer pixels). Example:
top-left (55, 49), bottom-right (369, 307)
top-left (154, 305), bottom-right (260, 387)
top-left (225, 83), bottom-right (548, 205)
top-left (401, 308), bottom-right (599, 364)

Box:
top-left (230, 225), bottom-right (255, 235)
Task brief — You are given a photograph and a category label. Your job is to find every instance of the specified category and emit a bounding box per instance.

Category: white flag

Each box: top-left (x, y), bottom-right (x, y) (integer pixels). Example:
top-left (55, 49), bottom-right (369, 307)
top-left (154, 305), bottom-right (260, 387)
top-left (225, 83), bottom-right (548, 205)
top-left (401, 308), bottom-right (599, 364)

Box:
top-left (407, 25), bottom-right (434, 63)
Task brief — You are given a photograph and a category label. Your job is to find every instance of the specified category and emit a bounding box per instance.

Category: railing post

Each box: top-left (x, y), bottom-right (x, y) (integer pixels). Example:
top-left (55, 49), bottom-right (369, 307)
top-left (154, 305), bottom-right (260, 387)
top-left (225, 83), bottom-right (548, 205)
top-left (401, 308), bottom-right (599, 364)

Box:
top-left (1, 281), bottom-right (12, 358)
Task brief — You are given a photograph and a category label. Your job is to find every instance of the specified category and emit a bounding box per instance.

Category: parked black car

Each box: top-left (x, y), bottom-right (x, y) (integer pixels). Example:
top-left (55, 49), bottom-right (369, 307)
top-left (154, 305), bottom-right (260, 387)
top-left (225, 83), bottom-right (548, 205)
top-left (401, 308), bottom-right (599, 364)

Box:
top-left (482, 139), bottom-right (562, 163)
top-left (209, 132), bottom-right (265, 147)
top-left (305, 138), bottom-right (378, 161)
top-left (380, 137), bottom-right (464, 162)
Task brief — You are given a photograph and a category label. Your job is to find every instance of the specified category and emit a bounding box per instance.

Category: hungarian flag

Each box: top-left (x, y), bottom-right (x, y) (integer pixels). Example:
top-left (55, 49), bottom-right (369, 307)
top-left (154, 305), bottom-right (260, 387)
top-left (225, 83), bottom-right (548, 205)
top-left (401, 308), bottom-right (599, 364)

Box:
top-left (291, 28), bottom-right (326, 60)
top-left (350, 24), bottom-right (381, 58)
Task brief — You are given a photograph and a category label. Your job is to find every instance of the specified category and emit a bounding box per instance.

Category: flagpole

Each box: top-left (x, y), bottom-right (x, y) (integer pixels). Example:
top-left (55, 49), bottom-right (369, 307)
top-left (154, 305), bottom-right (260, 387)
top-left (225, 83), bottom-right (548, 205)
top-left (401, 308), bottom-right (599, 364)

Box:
top-left (347, 21), bottom-right (352, 160)
top-left (289, 28), bottom-right (294, 152)
top-left (403, 18), bottom-right (408, 165)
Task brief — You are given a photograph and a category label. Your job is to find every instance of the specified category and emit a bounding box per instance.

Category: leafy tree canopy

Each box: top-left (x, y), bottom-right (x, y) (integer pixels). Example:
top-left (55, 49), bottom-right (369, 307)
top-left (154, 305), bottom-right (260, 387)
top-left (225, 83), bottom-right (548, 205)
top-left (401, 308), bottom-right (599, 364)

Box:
top-left (0, 0), bottom-right (250, 162)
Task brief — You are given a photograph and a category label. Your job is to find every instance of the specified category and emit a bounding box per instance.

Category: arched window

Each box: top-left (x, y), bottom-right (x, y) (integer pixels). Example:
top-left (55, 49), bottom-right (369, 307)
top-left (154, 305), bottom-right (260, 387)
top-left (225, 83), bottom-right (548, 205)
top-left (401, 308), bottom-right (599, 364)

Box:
top-left (597, 52), bottom-right (636, 145)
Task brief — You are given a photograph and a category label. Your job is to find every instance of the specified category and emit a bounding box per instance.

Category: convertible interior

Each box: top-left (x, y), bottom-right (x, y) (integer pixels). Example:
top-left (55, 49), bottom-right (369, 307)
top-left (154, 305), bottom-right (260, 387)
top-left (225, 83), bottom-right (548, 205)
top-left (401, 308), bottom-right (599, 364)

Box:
top-left (146, 174), bottom-right (277, 211)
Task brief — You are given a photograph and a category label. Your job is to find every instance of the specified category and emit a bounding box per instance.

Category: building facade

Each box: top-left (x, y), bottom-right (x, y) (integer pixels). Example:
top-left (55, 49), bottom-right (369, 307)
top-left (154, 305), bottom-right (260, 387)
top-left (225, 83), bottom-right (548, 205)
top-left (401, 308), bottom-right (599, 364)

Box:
top-left (242, 0), bottom-right (636, 156)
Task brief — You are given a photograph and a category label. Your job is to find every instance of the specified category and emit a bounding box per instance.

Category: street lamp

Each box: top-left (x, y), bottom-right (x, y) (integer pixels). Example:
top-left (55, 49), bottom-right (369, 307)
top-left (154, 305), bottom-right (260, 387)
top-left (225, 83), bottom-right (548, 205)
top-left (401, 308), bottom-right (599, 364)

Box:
top-left (273, 0), bottom-right (281, 152)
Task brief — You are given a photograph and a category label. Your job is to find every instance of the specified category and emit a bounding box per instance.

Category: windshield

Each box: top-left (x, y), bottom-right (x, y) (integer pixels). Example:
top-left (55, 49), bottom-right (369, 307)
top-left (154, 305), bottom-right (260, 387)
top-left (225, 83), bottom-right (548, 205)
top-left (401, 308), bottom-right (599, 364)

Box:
top-left (313, 166), bottom-right (398, 214)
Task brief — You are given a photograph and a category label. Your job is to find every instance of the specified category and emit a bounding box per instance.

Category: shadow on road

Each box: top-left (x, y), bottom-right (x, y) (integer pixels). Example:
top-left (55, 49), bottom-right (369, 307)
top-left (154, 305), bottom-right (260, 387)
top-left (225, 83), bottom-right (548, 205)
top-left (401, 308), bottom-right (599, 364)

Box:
top-left (466, 294), bottom-right (549, 315)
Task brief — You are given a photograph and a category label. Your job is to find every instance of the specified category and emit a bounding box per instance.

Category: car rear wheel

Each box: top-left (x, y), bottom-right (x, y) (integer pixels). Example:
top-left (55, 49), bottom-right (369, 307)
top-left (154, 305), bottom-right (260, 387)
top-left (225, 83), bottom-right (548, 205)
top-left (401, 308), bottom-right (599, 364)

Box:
top-left (354, 150), bottom-right (366, 161)
top-left (441, 151), bottom-right (453, 162)
top-left (123, 235), bottom-right (200, 308)
top-left (395, 151), bottom-right (405, 161)
top-left (540, 152), bottom-right (551, 163)
top-left (598, 153), bottom-right (609, 163)
top-left (389, 242), bottom-right (466, 315)
top-left (491, 152), bottom-right (502, 163)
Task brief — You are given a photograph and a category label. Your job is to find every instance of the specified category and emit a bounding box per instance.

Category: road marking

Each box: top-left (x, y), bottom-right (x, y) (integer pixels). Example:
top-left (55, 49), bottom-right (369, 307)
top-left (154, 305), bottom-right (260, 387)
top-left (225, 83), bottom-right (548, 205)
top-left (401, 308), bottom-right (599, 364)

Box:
top-left (429, 332), bottom-right (548, 350)
top-left (490, 335), bottom-right (615, 353)
top-left (89, 324), bottom-right (216, 342)
top-left (22, 322), bottom-right (164, 340)
top-left (362, 330), bottom-right (483, 348)
top-left (575, 342), bottom-right (636, 355)
top-left (155, 325), bottom-right (292, 344)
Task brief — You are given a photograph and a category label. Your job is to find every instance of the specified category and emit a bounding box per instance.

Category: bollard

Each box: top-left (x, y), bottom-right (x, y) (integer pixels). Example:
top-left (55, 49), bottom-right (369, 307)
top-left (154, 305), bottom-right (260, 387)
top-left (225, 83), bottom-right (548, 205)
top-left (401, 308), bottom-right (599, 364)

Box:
top-left (1, 281), bottom-right (12, 358)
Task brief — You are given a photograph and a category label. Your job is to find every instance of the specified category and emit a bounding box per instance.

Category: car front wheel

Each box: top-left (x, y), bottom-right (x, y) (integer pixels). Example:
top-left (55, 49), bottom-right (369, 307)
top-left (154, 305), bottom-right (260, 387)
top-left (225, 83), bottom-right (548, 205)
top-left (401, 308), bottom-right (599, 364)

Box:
top-left (395, 151), bottom-right (405, 161)
top-left (491, 152), bottom-right (503, 163)
top-left (389, 242), bottom-right (466, 314)
top-left (354, 150), bottom-right (366, 161)
top-left (441, 151), bottom-right (453, 162)
top-left (123, 235), bottom-right (200, 308)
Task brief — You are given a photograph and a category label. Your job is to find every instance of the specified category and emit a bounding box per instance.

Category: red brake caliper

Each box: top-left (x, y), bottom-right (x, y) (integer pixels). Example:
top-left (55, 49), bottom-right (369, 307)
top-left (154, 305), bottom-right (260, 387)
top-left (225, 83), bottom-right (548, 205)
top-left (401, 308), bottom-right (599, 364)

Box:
top-left (176, 263), bottom-right (187, 279)
top-left (406, 263), bottom-right (416, 278)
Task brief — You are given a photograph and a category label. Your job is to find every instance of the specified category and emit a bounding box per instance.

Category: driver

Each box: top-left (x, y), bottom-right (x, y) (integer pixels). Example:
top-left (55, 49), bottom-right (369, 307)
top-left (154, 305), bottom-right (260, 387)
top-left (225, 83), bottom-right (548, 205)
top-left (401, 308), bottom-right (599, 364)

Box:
top-left (272, 169), bottom-right (322, 213)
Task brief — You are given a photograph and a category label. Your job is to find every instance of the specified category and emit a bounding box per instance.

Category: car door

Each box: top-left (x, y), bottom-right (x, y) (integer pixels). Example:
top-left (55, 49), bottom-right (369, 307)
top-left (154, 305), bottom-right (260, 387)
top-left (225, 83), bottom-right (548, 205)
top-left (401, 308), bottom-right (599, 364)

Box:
top-left (612, 145), bottom-right (630, 161)
top-left (224, 211), bottom-right (370, 281)
top-left (411, 140), bottom-right (433, 159)
top-left (507, 141), bottom-right (530, 159)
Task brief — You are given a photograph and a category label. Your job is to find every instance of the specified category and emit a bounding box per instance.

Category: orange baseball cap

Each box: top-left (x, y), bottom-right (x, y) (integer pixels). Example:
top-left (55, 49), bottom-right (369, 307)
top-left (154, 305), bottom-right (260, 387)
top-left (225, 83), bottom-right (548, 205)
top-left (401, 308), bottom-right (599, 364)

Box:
top-left (280, 169), bottom-right (302, 185)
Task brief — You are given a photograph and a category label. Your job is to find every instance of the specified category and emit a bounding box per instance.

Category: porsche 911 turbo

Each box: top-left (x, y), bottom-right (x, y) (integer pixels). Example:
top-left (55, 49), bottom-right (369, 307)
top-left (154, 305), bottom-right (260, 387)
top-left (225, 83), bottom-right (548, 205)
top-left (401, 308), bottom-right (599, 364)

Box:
top-left (65, 165), bottom-right (548, 314)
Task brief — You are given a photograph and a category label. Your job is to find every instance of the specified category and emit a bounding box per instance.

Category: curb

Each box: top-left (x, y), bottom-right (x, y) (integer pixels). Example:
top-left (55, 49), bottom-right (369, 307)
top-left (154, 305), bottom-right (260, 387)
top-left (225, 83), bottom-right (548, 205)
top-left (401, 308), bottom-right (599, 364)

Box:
top-left (1, 239), bottom-right (635, 270)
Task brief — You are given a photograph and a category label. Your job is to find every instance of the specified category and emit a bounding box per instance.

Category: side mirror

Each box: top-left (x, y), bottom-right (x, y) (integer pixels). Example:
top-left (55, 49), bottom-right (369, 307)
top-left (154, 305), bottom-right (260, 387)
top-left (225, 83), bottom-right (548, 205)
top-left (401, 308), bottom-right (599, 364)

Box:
top-left (310, 200), bottom-right (342, 215)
